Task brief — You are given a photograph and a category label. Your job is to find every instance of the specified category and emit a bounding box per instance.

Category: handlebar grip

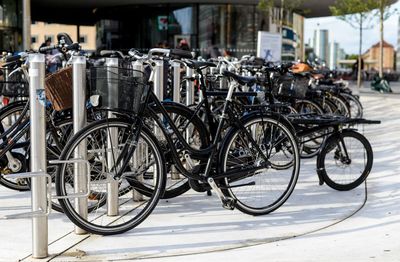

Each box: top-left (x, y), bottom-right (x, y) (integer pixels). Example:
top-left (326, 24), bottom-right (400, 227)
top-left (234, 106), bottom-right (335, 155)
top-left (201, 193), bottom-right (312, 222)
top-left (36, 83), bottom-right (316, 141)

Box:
top-left (39, 45), bottom-right (58, 53)
top-left (100, 50), bottom-right (115, 56)
top-left (65, 43), bottom-right (81, 51)
top-left (4, 54), bottom-right (21, 63)
top-left (170, 49), bottom-right (193, 59)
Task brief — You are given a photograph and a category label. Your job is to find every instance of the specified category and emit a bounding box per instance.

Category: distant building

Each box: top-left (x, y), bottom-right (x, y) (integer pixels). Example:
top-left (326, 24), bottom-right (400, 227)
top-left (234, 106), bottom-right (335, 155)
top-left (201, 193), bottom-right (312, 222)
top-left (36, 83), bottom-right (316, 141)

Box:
top-left (362, 40), bottom-right (395, 71)
top-left (31, 22), bottom-right (96, 51)
top-left (329, 42), bottom-right (339, 69)
top-left (397, 15), bottom-right (400, 70)
top-left (313, 29), bottom-right (329, 64)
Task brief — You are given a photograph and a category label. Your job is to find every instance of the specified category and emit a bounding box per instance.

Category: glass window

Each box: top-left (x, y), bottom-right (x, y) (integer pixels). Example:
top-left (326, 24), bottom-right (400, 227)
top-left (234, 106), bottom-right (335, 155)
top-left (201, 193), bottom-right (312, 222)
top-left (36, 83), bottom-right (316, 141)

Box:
top-left (31, 36), bottom-right (37, 43)
top-left (79, 35), bottom-right (87, 44)
top-left (199, 4), bottom-right (256, 58)
top-left (45, 35), bottom-right (54, 43)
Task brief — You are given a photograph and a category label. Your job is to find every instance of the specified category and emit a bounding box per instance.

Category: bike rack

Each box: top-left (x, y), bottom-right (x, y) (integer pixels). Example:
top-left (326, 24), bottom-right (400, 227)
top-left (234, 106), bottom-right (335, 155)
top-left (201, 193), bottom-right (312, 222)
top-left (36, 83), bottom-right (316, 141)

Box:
top-left (0, 54), bottom-right (50, 258)
top-left (47, 159), bottom-right (91, 200)
top-left (170, 60), bottom-right (181, 180)
top-left (105, 57), bottom-right (120, 216)
top-left (1, 171), bottom-right (51, 219)
top-left (131, 59), bottom-right (145, 201)
top-left (72, 55), bottom-right (88, 234)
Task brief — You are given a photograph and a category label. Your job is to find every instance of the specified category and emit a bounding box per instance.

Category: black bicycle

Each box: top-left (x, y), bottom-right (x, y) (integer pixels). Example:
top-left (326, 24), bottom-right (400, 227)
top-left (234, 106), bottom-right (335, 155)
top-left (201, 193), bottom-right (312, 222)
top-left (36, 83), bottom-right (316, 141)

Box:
top-left (55, 49), bottom-right (300, 235)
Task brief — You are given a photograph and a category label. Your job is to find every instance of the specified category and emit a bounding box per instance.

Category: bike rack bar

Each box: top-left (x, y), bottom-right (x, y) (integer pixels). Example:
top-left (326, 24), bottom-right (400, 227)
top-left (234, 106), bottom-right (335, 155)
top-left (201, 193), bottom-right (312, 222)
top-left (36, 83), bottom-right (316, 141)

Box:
top-left (170, 61), bottom-right (181, 180)
top-left (171, 61), bottom-right (180, 104)
top-left (132, 60), bottom-right (144, 201)
top-left (185, 67), bottom-right (195, 146)
top-left (1, 172), bottom-right (51, 219)
top-left (48, 159), bottom-right (91, 200)
top-left (219, 63), bottom-right (228, 89)
top-left (29, 53), bottom-right (48, 258)
top-left (72, 55), bottom-right (88, 234)
top-left (186, 67), bottom-right (194, 106)
top-left (153, 59), bottom-right (164, 138)
top-left (106, 57), bottom-right (119, 216)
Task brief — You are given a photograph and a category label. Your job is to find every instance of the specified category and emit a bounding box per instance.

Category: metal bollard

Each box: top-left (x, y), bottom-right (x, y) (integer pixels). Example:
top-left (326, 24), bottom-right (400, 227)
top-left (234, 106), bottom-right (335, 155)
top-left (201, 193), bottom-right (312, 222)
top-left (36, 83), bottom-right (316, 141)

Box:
top-left (185, 67), bottom-right (195, 147)
top-left (72, 55), bottom-right (88, 234)
top-left (170, 61), bottom-right (181, 180)
top-left (171, 61), bottom-right (180, 104)
top-left (186, 67), bottom-right (194, 106)
top-left (29, 53), bottom-right (48, 258)
top-left (153, 59), bottom-right (164, 139)
top-left (132, 60), bottom-right (144, 201)
top-left (106, 58), bottom-right (119, 216)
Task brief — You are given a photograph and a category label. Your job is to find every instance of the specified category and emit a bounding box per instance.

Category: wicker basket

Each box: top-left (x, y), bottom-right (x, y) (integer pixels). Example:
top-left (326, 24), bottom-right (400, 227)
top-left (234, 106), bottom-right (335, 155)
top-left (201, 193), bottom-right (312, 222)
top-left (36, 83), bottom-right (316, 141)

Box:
top-left (45, 67), bottom-right (73, 111)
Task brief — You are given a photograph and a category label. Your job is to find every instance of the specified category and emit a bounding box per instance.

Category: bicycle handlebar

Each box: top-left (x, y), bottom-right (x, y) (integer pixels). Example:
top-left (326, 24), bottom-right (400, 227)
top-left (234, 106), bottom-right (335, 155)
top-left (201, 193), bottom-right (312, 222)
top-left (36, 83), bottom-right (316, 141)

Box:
top-left (39, 43), bottom-right (81, 54)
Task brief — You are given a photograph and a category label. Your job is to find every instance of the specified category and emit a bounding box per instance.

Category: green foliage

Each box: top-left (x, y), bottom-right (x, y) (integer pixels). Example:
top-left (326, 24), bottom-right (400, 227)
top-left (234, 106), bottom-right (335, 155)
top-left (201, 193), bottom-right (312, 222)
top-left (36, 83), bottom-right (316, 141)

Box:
top-left (346, 54), bottom-right (359, 60)
top-left (257, 0), bottom-right (308, 14)
top-left (377, 0), bottom-right (398, 21)
top-left (330, 0), bottom-right (379, 29)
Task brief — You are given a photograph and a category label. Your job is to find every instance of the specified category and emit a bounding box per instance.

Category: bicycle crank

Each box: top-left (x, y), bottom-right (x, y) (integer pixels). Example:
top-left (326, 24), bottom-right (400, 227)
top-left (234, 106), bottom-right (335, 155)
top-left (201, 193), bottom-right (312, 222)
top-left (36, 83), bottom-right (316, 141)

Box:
top-left (207, 177), bottom-right (237, 210)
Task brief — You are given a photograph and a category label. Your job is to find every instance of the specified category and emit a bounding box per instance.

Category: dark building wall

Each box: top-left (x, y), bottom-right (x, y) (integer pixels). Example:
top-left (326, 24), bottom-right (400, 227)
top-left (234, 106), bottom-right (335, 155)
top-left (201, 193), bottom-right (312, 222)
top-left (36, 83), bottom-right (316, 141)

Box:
top-left (0, 0), bottom-right (23, 52)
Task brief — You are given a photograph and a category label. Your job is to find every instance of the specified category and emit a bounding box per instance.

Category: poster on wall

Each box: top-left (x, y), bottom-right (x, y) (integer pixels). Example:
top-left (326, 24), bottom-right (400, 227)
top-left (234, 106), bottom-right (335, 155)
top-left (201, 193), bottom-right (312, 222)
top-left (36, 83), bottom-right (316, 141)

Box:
top-left (257, 31), bottom-right (282, 62)
top-left (157, 16), bottom-right (168, 31)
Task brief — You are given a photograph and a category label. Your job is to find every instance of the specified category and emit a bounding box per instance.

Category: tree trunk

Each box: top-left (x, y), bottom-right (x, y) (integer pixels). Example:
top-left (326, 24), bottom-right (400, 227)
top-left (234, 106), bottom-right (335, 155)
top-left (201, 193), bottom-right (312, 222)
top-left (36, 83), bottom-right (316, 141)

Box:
top-left (357, 14), bottom-right (363, 88)
top-left (379, 1), bottom-right (384, 78)
top-left (280, 0), bottom-right (284, 33)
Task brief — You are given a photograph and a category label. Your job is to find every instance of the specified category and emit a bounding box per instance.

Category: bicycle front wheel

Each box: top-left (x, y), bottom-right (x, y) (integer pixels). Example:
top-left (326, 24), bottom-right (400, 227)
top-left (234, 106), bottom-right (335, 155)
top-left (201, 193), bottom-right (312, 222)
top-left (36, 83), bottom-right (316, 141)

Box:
top-left (220, 114), bottom-right (300, 215)
top-left (56, 118), bottom-right (165, 235)
top-left (317, 130), bottom-right (373, 191)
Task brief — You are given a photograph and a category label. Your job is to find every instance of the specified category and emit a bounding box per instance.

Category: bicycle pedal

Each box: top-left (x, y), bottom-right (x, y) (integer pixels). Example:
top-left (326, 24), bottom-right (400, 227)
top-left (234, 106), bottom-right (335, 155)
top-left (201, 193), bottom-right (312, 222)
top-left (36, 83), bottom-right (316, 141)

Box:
top-left (222, 198), bottom-right (236, 210)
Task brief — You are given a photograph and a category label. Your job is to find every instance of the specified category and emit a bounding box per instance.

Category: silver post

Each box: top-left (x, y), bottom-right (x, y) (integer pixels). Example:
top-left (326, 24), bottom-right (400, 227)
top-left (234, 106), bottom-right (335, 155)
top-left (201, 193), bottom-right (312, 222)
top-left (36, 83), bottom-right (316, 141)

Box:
top-left (172, 61), bottom-right (180, 104)
top-left (153, 59), bottom-right (164, 138)
top-left (185, 67), bottom-right (194, 147)
top-left (22, 0), bottom-right (31, 51)
top-left (186, 67), bottom-right (194, 106)
top-left (219, 63), bottom-right (227, 89)
top-left (132, 61), bottom-right (144, 201)
top-left (29, 53), bottom-right (48, 258)
top-left (72, 55), bottom-right (88, 234)
top-left (106, 58), bottom-right (119, 216)
top-left (171, 61), bottom-right (181, 180)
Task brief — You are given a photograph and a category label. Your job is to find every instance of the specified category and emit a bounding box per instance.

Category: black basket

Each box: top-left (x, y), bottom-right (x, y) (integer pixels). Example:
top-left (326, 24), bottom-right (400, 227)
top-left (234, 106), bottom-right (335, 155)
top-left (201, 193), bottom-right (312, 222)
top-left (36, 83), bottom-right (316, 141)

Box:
top-left (273, 73), bottom-right (309, 99)
top-left (88, 66), bottom-right (149, 115)
top-left (0, 69), bottom-right (29, 97)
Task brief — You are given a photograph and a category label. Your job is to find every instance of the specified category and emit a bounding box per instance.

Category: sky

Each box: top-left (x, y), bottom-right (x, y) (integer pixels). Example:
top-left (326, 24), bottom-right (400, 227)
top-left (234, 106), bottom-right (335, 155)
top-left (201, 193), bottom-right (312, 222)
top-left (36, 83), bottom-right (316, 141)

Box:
top-left (304, 0), bottom-right (400, 55)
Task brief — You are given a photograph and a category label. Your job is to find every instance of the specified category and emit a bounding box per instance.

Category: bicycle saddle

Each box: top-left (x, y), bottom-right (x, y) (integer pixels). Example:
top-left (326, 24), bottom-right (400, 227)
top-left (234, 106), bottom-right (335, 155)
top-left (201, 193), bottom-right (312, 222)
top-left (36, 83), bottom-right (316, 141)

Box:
top-left (222, 70), bottom-right (256, 86)
top-left (185, 60), bottom-right (216, 70)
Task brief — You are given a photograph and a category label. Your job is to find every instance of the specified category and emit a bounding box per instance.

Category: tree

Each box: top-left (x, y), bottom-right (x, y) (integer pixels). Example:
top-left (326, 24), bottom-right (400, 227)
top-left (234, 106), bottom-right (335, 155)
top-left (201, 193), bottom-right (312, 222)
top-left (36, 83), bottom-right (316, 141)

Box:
top-left (330, 0), bottom-right (378, 88)
top-left (258, 0), bottom-right (306, 33)
top-left (375, 0), bottom-right (397, 78)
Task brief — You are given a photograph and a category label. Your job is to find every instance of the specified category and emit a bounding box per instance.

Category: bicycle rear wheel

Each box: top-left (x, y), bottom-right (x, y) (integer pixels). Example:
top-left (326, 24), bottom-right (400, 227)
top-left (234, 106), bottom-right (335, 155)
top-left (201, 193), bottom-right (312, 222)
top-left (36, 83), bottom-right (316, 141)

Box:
top-left (0, 101), bottom-right (30, 191)
top-left (56, 118), bottom-right (165, 235)
top-left (317, 130), bottom-right (373, 191)
top-left (220, 114), bottom-right (300, 215)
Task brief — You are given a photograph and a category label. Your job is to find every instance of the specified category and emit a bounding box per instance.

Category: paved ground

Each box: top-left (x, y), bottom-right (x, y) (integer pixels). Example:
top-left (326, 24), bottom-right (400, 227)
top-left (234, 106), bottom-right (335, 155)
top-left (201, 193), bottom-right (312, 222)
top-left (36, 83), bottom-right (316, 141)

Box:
top-left (0, 92), bottom-right (399, 262)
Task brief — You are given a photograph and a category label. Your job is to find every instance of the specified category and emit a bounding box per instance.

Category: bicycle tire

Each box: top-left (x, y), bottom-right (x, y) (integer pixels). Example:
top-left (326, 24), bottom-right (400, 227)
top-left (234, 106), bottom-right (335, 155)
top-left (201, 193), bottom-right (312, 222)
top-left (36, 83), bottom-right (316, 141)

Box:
top-left (219, 113), bottom-right (300, 215)
top-left (317, 130), bottom-right (373, 191)
top-left (140, 102), bottom-right (210, 198)
top-left (56, 118), bottom-right (166, 235)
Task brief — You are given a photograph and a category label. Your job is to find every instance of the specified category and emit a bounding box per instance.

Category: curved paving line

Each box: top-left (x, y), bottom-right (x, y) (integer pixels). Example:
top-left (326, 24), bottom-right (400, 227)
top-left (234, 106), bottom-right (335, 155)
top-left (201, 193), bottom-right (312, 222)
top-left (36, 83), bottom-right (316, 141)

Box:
top-left (24, 181), bottom-right (369, 262)
top-left (108, 181), bottom-right (369, 261)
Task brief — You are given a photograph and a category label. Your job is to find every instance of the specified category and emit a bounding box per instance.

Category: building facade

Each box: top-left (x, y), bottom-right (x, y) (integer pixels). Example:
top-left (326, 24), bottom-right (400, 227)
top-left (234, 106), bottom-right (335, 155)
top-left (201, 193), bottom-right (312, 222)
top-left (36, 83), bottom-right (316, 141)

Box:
top-left (31, 22), bottom-right (96, 51)
top-left (0, 0), bottom-right (23, 52)
top-left (363, 41), bottom-right (395, 72)
top-left (95, 3), bottom-right (305, 60)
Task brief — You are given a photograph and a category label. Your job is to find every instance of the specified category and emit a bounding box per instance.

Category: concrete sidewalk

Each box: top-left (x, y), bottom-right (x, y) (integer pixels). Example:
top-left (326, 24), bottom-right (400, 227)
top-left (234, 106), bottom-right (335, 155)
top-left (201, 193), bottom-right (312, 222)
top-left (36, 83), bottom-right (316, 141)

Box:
top-left (0, 94), bottom-right (399, 262)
